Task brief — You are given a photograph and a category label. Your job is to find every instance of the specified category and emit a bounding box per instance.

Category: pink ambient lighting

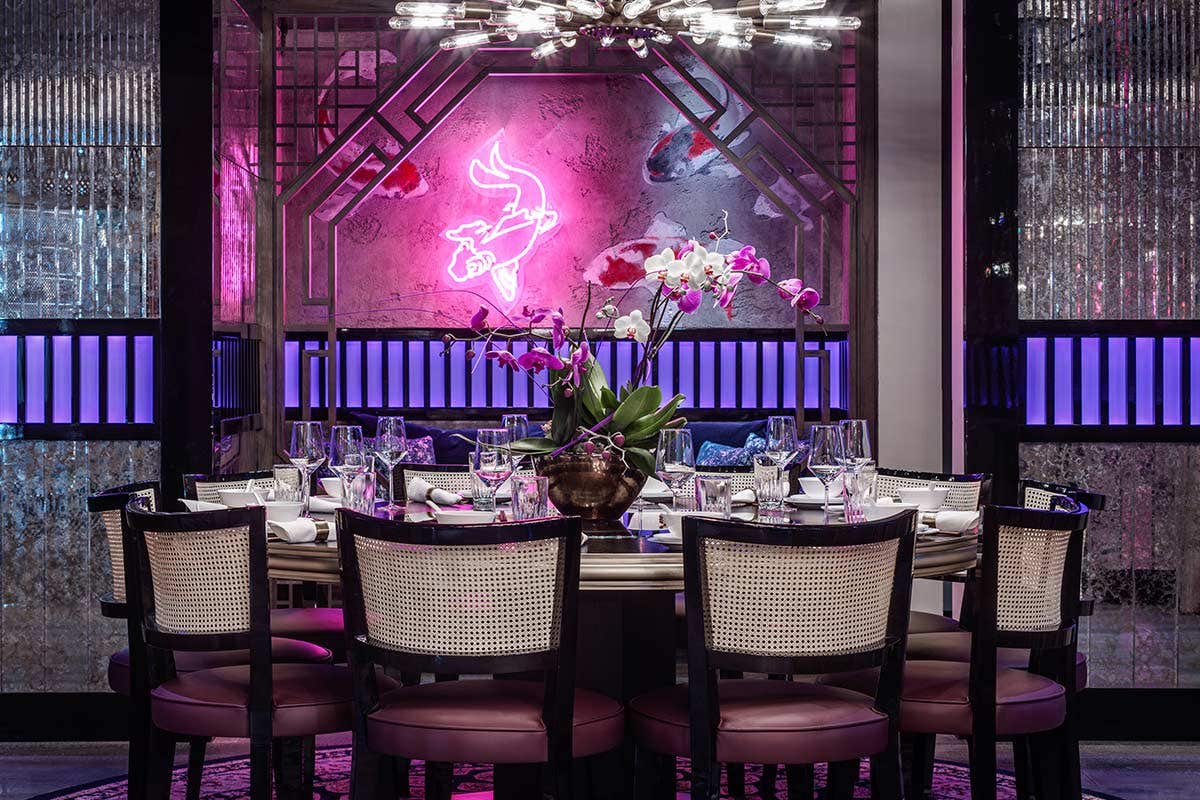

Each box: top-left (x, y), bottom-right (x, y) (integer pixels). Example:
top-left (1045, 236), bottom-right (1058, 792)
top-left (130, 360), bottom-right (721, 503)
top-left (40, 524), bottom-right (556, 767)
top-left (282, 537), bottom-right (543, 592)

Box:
top-left (443, 139), bottom-right (559, 303)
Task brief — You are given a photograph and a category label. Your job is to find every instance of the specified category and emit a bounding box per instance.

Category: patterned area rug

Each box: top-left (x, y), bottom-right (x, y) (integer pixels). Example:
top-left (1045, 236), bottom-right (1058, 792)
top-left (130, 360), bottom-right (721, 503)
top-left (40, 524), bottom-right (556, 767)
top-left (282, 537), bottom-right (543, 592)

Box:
top-left (32, 746), bottom-right (1124, 800)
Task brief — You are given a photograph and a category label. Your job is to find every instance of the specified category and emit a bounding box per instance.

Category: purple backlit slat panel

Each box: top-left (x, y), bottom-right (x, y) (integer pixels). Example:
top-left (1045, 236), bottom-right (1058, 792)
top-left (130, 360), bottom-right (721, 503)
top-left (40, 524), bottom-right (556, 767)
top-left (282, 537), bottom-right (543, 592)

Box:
top-left (677, 342), bottom-right (694, 409)
top-left (387, 342), bottom-right (404, 408)
top-left (1026, 337), bottom-right (1047, 425)
top-left (471, 350), bottom-right (489, 408)
top-left (803, 341), bottom-right (819, 410)
top-left (406, 342), bottom-right (425, 407)
top-left (1107, 338), bottom-right (1127, 425)
top-left (1135, 337), bottom-right (1155, 425)
top-left (740, 342), bottom-right (757, 408)
top-left (510, 341), bottom-right (528, 407)
top-left (365, 341), bottom-right (383, 408)
top-left (106, 336), bottom-right (127, 423)
top-left (79, 336), bottom-right (100, 423)
top-left (760, 341), bottom-right (778, 407)
top-left (24, 337), bottom-right (45, 423)
top-left (490, 347), bottom-right (507, 407)
top-left (656, 342), bottom-right (675, 400)
top-left (134, 335), bottom-right (154, 423)
top-left (1080, 338), bottom-right (1100, 425)
top-left (304, 341), bottom-right (321, 411)
top-left (781, 341), bottom-right (796, 409)
top-left (284, 341), bottom-right (300, 408)
top-left (1162, 338), bottom-right (1182, 426)
top-left (615, 341), bottom-right (634, 392)
top-left (344, 341), bottom-right (363, 408)
top-left (52, 336), bottom-right (72, 422)
top-left (0, 337), bottom-right (18, 423)
top-left (696, 342), bottom-right (715, 408)
top-left (1192, 339), bottom-right (1200, 426)
top-left (1053, 337), bottom-right (1073, 425)
top-left (719, 341), bottom-right (738, 407)
top-left (828, 342), bottom-right (843, 410)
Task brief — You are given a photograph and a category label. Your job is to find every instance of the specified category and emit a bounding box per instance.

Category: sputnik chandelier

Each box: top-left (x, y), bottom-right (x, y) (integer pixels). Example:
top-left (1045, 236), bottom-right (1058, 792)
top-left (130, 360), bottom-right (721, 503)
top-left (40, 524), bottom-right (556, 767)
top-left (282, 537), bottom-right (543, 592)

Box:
top-left (389, 0), bottom-right (860, 60)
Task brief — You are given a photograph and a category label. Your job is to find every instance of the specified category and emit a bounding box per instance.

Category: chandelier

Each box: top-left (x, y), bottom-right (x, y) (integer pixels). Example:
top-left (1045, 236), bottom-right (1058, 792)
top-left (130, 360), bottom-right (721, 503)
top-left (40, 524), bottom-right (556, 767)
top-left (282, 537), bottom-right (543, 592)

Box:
top-left (388, 0), bottom-right (860, 60)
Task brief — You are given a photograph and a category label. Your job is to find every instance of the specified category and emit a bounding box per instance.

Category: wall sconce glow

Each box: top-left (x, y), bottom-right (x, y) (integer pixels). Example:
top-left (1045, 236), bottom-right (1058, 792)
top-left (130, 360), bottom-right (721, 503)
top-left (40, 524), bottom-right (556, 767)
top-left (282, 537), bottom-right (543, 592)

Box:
top-left (443, 140), bottom-right (559, 303)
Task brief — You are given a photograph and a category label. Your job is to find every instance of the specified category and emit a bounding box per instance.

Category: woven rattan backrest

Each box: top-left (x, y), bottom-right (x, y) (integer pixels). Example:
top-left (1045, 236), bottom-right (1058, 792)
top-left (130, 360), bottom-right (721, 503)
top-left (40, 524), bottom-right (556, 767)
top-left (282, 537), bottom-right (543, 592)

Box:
top-left (141, 525), bottom-right (252, 635)
top-left (994, 522), bottom-right (1074, 632)
top-left (695, 469), bottom-right (755, 494)
top-left (96, 488), bottom-right (157, 602)
top-left (353, 533), bottom-right (566, 656)
top-left (697, 535), bottom-right (900, 658)
top-left (401, 466), bottom-right (475, 496)
top-left (190, 476), bottom-right (276, 504)
top-left (876, 469), bottom-right (984, 511)
top-left (1022, 485), bottom-right (1067, 511)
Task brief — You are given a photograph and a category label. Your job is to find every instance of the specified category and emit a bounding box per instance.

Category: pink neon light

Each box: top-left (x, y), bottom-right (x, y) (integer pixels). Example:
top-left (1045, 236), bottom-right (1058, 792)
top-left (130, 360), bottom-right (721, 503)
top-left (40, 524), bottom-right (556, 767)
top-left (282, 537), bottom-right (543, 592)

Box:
top-left (443, 140), bottom-right (559, 303)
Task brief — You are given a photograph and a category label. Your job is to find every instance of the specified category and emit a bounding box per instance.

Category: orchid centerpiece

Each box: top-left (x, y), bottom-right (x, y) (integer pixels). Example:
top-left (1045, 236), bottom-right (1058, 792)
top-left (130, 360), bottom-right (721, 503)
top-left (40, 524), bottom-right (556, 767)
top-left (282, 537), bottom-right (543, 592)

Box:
top-left (448, 214), bottom-right (822, 481)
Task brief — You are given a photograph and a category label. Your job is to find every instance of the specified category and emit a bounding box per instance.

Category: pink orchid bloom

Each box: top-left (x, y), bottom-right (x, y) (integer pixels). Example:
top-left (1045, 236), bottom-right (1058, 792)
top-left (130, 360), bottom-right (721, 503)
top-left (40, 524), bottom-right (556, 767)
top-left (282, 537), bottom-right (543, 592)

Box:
top-left (551, 307), bottom-right (567, 349)
top-left (485, 349), bottom-right (520, 369)
top-left (795, 287), bottom-right (821, 310)
top-left (568, 341), bottom-right (591, 384)
top-left (729, 245), bottom-right (771, 285)
top-left (469, 305), bottom-right (489, 332)
top-left (677, 240), bottom-right (696, 258)
top-left (776, 278), bottom-right (805, 301)
top-left (715, 273), bottom-right (742, 310)
top-left (522, 305), bottom-right (549, 324)
top-left (676, 288), bottom-right (703, 314)
top-left (516, 347), bottom-right (565, 373)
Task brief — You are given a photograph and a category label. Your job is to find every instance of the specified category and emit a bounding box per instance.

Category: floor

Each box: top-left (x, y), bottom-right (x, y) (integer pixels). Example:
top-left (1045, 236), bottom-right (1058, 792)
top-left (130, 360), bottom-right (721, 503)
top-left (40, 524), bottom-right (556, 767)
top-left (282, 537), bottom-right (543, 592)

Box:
top-left (1, 737), bottom-right (1196, 800)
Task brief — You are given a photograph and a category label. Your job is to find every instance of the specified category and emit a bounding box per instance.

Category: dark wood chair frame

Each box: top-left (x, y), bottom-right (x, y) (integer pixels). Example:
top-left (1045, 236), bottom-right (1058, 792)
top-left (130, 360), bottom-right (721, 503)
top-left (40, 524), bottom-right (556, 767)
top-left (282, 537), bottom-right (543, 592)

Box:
top-left (658, 511), bottom-right (918, 800)
top-left (876, 467), bottom-right (993, 505)
top-left (906, 500), bottom-right (1090, 800)
top-left (123, 501), bottom-right (316, 800)
top-left (335, 509), bottom-right (586, 800)
top-left (182, 469), bottom-right (275, 501)
top-left (1018, 478), bottom-right (1106, 512)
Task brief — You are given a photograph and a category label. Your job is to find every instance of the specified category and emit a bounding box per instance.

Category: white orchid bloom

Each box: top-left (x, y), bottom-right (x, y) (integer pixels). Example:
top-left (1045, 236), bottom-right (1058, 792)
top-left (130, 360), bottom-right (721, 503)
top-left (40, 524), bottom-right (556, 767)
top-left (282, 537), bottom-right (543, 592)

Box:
top-left (613, 309), bottom-right (651, 343)
top-left (664, 257), bottom-right (706, 291)
top-left (643, 248), bottom-right (675, 283)
top-left (683, 244), bottom-right (727, 289)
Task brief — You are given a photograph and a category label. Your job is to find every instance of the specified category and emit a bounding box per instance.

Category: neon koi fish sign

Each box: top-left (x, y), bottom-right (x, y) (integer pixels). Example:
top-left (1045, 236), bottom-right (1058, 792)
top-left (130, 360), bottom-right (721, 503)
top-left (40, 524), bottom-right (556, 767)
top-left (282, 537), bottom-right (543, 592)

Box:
top-left (443, 141), bottom-right (559, 303)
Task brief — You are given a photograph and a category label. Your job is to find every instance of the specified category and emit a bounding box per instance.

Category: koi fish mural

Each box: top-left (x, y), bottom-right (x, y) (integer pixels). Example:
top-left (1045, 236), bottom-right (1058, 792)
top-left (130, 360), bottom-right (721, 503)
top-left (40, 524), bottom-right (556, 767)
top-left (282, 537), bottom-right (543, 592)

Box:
top-left (583, 212), bottom-right (743, 288)
top-left (443, 141), bottom-right (560, 303)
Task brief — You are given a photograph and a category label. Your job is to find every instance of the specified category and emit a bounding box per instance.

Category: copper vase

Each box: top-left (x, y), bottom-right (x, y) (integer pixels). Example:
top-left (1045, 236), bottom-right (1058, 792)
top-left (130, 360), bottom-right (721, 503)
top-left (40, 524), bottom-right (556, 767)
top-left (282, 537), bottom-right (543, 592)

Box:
top-left (536, 452), bottom-right (648, 535)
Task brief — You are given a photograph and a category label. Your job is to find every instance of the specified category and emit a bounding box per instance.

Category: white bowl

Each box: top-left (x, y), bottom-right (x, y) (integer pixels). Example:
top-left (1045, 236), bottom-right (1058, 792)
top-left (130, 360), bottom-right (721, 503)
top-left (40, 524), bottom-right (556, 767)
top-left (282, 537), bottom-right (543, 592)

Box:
top-left (264, 501), bottom-right (304, 523)
top-left (897, 487), bottom-right (949, 511)
top-left (433, 509), bottom-right (496, 525)
top-left (862, 502), bottom-right (920, 521)
top-left (798, 476), bottom-right (843, 497)
top-left (319, 477), bottom-right (344, 499)
top-left (218, 489), bottom-right (263, 508)
top-left (658, 510), bottom-right (754, 537)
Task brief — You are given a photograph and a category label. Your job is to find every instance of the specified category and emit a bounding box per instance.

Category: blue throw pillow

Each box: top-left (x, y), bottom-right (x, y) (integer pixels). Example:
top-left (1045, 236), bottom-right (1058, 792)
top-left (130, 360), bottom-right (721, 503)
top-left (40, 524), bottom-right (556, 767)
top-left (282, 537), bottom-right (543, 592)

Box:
top-left (697, 433), bottom-right (767, 466)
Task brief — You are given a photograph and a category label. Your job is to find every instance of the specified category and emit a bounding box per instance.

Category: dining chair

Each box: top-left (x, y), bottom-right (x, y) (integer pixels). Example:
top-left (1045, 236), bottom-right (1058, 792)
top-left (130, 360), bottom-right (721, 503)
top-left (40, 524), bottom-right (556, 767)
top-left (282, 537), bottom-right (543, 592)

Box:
top-left (822, 498), bottom-right (1090, 800)
top-left (630, 510), bottom-right (918, 800)
top-left (694, 466), bottom-right (756, 494)
top-left (336, 509), bottom-right (624, 800)
top-left (398, 463), bottom-right (476, 497)
top-left (122, 501), bottom-right (385, 800)
top-left (89, 483), bottom-right (333, 800)
top-left (183, 470), bottom-right (346, 655)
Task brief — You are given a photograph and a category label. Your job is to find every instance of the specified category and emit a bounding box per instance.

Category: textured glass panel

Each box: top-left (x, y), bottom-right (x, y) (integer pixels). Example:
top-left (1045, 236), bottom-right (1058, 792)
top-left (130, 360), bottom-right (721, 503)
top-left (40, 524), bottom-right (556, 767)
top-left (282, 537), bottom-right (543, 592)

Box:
top-left (0, 0), bottom-right (160, 146)
top-left (1019, 442), bottom-right (1200, 688)
top-left (1017, 0), bottom-right (1200, 320)
top-left (0, 145), bottom-right (160, 318)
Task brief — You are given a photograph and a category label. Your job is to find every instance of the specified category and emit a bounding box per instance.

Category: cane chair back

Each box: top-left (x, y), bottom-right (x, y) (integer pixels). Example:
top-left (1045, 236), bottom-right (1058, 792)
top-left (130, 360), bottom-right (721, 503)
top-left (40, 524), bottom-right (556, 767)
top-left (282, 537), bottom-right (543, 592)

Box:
top-left (695, 467), bottom-right (755, 495)
top-left (183, 470), bottom-right (276, 504)
top-left (399, 464), bottom-right (475, 497)
top-left (876, 468), bottom-right (990, 512)
top-left (1019, 479), bottom-right (1107, 513)
top-left (87, 482), bottom-right (161, 611)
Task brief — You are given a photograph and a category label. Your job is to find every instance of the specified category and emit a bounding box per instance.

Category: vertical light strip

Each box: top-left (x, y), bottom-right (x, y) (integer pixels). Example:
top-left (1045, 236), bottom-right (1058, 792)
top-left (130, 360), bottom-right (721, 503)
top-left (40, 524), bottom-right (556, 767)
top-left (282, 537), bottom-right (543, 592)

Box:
top-left (676, 342), bottom-right (694, 409)
top-left (343, 341), bottom-right (362, 408)
top-left (803, 341), bottom-right (819, 410)
top-left (52, 335), bottom-right (72, 423)
top-left (781, 341), bottom-right (796, 410)
top-left (79, 335), bottom-right (100, 423)
top-left (0, 337), bottom-right (18, 423)
top-left (386, 342), bottom-right (404, 408)
top-left (105, 335), bottom-right (127, 423)
top-left (1107, 338), bottom-right (1128, 425)
top-left (1079, 337), bottom-right (1100, 424)
top-left (406, 341), bottom-right (425, 407)
top-left (1053, 337), bottom-right (1073, 424)
top-left (1162, 337), bottom-right (1181, 425)
top-left (760, 341), bottom-right (778, 408)
top-left (24, 336), bottom-right (45, 423)
top-left (1025, 337), bottom-right (1047, 425)
top-left (133, 335), bottom-right (154, 423)
top-left (739, 342), bottom-right (757, 409)
top-left (284, 340), bottom-right (300, 408)
top-left (1135, 337), bottom-right (1155, 425)
top-left (696, 342), bottom-right (715, 408)
top-left (656, 342), bottom-right (675, 400)
top-left (365, 341), bottom-right (383, 408)
top-left (1191, 338), bottom-right (1200, 426)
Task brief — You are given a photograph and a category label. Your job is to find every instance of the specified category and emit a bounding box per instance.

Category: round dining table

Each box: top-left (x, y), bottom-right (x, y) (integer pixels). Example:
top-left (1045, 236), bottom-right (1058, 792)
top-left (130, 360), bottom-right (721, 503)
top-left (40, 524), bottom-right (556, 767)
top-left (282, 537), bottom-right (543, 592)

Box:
top-left (267, 500), bottom-right (976, 799)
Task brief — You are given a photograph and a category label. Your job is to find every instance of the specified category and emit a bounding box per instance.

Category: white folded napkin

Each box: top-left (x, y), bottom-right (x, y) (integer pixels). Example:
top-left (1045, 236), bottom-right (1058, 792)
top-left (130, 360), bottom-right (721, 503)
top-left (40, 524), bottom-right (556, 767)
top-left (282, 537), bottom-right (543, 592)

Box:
top-left (267, 518), bottom-right (336, 543)
top-left (308, 496), bottom-right (344, 514)
top-left (407, 477), bottom-right (463, 506)
top-left (732, 488), bottom-right (756, 505)
top-left (182, 499), bottom-right (226, 512)
top-left (933, 510), bottom-right (980, 533)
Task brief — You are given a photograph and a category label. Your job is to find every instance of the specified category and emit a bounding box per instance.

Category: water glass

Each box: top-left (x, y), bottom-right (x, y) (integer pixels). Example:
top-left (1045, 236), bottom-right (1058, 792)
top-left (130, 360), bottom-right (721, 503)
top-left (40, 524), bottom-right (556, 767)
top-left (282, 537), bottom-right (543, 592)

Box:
top-left (695, 475), bottom-right (732, 518)
top-left (655, 428), bottom-right (695, 507)
top-left (288, 421), bottom-right (327, 516)
top-left (472, 428), bottom-right (514, 512)
top-left (272, 464), bottom-right (303, 502)
top-left (345, 470), bottom-right (376, 514)
top-left (374, 416), bottom-right (409, 511)
top-left (808, 424), bottom-right (846, 519)
top-left (843, 460), bottom-right (878, 523)
top-left (511, 474), bottom-right (550, 520)
top-left (752, 453), bottom-right (786, 510)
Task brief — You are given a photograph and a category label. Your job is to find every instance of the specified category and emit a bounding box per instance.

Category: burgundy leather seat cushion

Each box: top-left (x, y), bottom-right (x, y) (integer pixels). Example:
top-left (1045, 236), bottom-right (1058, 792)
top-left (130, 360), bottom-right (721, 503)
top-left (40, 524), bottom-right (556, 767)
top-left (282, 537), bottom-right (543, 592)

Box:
top-left (107, 638), bottom-right (332, 696)
top-left (366, 679), bottom-right (624, 764)
top-left (151, 663), bottom-right (393, 738)
top-left (629, 679), bottom-right (889, 765)
top-left (270, 608), bottom-right (346, 652)
top-left (906, 632), bottom-right (1088, 689)
top-left (820, 661), bottom-right (1066, 737)
top-left (908, 610), bottom-right (962, 634)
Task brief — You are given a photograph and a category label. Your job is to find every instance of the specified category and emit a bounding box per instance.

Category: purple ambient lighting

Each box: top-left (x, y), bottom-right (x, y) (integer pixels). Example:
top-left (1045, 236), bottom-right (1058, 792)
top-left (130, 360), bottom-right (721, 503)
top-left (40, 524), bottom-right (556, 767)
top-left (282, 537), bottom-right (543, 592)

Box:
top-left (1162, 338), bottom-right (1182, 425)
top-left (406, 342), bottom-right (426, 407)
top-left (24, 337), bottom-right (45, 423)
top-left (443, 139), bottom-right (559, 303)
top-left (720, 341), bottom-right (738, 407)
top-left (1053, 337), bottom-right (1073, 425)
top-left (386, 342), bottom-right (403, 408)
top-left (52, 336), bottom-right (72, 423)
top-left (106, 336), bottom-right (127, 423)
top-left (284, 341), bottom-right (300, 408)
top-left (1025, 337), bottom-right (1047, 425)
top-left (134, 335), bottom-right (154, 423)
top-left (1079, 337), bottom-right (1100, 425)
top-left (366, 341), bottom-right (383, 408)
top-left (79, 336), bottom-right (100, 423)
top-left (1107, 338), bottom-right (1127, 425)
top-left (0, 337), bottom-right (17, 423)
top-left (1192, 339), bottom-right (1200, 426)
top-left (344, 341), bottom-right (363, 408)
top-left (1134, 337), bottom-right (1154, 425)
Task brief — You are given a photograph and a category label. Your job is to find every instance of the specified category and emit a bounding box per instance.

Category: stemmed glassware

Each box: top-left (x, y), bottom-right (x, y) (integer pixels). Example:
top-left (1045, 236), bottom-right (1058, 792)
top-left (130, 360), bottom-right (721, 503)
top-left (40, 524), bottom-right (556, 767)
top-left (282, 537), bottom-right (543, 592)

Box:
top-left (502, 413), bottom-right (530, 470)
top-left (288, 421), bottom-right (327, 516)
top-left (329, 425), bottom-right (371, 507)
top-left (839, 419), bottom-right (873, 518)
top-left (472, 428), bottom-right (514, 512)
top-left (807, 424), bottom-right (847, 520)
top-left (374, 416), bottom-right (409, 513)
top-left (655, 428), bottom-right (695, 509)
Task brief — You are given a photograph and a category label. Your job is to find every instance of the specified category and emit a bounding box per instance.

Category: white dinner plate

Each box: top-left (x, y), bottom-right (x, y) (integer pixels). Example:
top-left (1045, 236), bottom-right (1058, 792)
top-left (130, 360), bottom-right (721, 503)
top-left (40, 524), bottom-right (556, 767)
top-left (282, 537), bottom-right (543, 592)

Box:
top-left (785, 494), bottom-right (845, 509)
top-left (649, 532), bottom-right (683, 547)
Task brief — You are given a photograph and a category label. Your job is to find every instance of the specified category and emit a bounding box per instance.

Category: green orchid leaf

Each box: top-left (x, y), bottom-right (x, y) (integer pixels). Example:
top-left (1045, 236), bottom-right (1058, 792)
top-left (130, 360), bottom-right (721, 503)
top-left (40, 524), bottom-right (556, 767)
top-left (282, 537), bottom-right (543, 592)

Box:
top-left (600, 386), bottom-right (619, 414)
top-left (624, 446), bottom-right (655, 477)
top-left (622, 393), bottom-right (684, 443)
top-left (611, 385), bottom-right (662, 432)
top-left (510, 437), bottom-right (558, 455)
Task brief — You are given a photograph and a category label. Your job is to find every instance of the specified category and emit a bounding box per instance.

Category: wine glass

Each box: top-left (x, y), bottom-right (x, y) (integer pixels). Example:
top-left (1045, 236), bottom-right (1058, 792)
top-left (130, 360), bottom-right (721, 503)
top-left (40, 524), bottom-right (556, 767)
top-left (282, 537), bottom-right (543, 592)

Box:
top-left (808, 424), bottom-right (846, 520)
top-left (766, 415), bottom-right (801, 468)
top-left (374, 416), bottom-right (409, 512)
top-left (329, 425), bottom-right (370, 506)
top-left (839, 419), bottom-right (872, 470)
top-left (472, 428), bottom-right (514, 512)
top-left (654, 428), bottom-right (695, 509)
top-left (288, 421), bottom-right (327, 516)
top-left (502, 413), bottom-right (530, 469)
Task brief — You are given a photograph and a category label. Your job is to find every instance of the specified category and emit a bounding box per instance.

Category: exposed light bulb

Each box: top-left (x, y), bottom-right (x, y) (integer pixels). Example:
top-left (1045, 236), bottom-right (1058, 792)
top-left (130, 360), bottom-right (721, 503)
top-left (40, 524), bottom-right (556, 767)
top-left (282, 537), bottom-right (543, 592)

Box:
top-left (789, 15), bottom-right (861, 30)
top-left (494, 7), bottom-right (558, 32)
top-left (760, 0), bottom-right (824, 12)
top-left (660, 2), bottom-right (711, 20)
top-left (561, 32), bottom-right (579, 46)
top-left (389, 15), bottom-right (457, 29)
top-left (599, 34), bottom-right (616, 46)
top-left (565, 0), bottom-right (605, 18)
top-left (439, 30), bottom-right (494, 49)
top-left (621, 0), bottom-right (652, 18)
top-left (627, 37), bottom-right (649, 57)
top-left (531, 39), bottom-right (561, 59)
top-left (689, 13), bottom-right (753, 36)
top-left (652, 30), bottom-right (674, 43)
top-left (716, 33), bottom-right (751, 50)
top-left (772, 30), bottom-right (831, 49)
top-left (393, 2), bottom-right (466, 17)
